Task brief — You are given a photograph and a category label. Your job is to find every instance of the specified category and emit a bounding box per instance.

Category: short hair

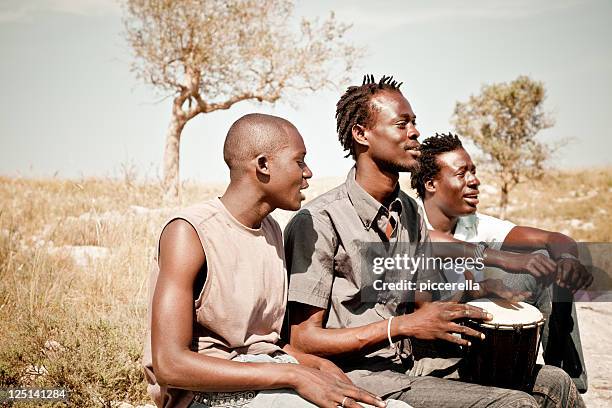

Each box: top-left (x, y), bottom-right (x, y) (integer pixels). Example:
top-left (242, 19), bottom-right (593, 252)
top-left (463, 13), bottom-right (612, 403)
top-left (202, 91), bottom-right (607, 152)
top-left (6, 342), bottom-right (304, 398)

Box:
top-left (223, 113), bottom-right (294, 172)
top-left (411, 133), bottom-right (464, 198)
top-left (335, 74), bottom-right (403, 159)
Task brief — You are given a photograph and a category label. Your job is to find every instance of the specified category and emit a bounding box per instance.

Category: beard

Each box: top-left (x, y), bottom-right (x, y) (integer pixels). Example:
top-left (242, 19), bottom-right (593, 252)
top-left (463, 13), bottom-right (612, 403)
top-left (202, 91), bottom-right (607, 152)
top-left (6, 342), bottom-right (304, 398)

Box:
top-left (376, 156), bottom-right (420, 173)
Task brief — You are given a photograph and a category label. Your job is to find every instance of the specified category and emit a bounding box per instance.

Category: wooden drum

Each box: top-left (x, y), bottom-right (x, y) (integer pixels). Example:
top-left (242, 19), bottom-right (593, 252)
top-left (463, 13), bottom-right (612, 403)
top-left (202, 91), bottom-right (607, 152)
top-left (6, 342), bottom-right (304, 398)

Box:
top-left (461, 298), bottom-right (545, 391)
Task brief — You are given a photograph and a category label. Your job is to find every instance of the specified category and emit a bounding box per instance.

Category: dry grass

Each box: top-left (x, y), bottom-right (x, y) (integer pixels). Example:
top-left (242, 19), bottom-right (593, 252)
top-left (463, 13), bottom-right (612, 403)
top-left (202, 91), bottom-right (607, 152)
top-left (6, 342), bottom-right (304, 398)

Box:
top-left (0, 176), bottom-right (223, 407)
top-left (0, 168), bottom-right (610, 406)
top-left (470, 167), bottom-right (612, 241)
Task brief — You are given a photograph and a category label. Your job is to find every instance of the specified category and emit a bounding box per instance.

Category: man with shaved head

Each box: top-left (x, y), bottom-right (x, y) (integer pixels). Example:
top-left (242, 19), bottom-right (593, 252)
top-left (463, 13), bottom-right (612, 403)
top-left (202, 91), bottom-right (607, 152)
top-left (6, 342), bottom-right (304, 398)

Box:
top-left (143, 113), bottom-right (405, 408)
top-left (223, 113), bottom-right (295, 171)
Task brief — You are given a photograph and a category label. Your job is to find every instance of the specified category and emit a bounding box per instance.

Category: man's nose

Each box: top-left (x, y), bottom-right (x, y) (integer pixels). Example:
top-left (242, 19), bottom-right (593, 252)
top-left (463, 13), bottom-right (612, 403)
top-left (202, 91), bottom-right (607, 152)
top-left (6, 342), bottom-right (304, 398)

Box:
top-left (467, 173), bottom-right (480, 187)
top-left (303, 164), bottom-right (313, 179)
top-left (408, 123), bottom-right (420, 139)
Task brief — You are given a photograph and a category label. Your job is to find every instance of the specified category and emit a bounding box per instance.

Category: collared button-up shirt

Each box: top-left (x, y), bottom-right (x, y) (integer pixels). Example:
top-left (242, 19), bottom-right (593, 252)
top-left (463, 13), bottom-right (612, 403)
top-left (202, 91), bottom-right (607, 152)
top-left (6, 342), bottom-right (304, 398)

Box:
top-left (285, 168), bottom-right (452, 396)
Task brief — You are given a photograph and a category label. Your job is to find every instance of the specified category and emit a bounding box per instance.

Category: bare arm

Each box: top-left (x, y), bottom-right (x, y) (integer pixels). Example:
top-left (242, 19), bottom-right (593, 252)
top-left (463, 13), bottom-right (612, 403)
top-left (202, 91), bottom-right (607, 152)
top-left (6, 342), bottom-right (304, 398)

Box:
top-left (502, 226), bottom-right (576, 257)
top-left (428, 229), bottom-right (557, 279)
top-left (502, 226), bottom-right (592, 291)
top-left (288, 302), bottom-right (490, 358)
top-left (152, 219), bottom-right (385, 408)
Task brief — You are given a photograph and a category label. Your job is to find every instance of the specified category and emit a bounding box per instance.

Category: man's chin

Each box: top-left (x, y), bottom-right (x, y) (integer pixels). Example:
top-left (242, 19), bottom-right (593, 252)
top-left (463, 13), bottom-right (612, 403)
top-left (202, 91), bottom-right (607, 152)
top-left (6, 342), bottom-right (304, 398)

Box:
top-left (462, 204), bottom-right (478, 214)
top-left (377, 158), bottom-right (418, 173)
top-left (277, 199), bottom-right (302, 212)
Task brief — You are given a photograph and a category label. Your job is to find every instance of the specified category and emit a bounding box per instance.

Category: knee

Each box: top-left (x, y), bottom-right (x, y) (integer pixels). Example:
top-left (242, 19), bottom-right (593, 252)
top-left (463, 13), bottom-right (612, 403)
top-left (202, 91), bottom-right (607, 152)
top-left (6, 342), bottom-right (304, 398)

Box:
top-left (533, 365), bottom-right (581, 406)
top-left (537, 365), bottom-right (573, 388)
top-left (498, 390), bottom-right (538, 408)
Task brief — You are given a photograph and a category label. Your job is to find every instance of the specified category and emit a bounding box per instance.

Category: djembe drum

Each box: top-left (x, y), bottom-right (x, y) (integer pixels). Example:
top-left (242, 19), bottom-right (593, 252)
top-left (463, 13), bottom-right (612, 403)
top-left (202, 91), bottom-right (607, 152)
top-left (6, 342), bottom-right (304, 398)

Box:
top-left (461, 298), bottom-right (545, 391)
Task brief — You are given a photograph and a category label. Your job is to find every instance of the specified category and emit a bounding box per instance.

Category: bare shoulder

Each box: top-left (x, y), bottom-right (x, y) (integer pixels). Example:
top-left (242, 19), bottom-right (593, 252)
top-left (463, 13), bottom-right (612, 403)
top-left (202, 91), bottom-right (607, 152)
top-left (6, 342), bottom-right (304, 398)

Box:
top-left (159, 218), bottom-right (206, 280)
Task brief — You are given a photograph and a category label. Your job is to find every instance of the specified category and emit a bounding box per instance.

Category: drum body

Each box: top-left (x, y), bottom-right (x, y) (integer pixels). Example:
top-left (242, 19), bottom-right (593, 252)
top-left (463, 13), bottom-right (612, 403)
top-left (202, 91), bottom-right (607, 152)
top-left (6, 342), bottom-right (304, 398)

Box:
top-left (462, 298), bottom-right (544, 391)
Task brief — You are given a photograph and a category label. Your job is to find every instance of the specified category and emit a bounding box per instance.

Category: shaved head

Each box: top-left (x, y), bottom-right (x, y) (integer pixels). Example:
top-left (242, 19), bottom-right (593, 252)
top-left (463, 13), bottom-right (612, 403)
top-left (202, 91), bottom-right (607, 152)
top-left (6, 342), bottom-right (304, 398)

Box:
top-left (224, 113), bottom-right (296, 173)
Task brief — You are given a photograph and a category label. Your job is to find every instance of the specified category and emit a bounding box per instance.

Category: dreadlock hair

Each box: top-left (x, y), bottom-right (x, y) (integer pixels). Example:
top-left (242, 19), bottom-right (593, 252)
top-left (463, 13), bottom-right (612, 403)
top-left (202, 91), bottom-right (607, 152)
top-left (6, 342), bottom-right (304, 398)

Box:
top-left (411, 132), bottom-right (464, 198)
top-left (336, 74), bottom-right (403, 159)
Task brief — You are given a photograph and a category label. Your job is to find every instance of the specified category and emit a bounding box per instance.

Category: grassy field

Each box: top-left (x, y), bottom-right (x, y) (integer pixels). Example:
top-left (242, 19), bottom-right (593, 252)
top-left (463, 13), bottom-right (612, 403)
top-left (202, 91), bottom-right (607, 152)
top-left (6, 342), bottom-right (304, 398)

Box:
top-left (0, 167), bottom-right (610, 407)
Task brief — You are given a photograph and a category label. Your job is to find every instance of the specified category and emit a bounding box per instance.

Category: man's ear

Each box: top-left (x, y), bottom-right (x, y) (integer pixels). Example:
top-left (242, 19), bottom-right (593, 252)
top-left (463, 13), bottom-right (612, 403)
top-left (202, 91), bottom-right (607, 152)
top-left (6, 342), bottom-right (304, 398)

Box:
top-left (424, 178), bottom-right (436, 194)
top-left (255, 155), bottom-right (271, 176)
top-left (351, 124), bottom-right (369, 148)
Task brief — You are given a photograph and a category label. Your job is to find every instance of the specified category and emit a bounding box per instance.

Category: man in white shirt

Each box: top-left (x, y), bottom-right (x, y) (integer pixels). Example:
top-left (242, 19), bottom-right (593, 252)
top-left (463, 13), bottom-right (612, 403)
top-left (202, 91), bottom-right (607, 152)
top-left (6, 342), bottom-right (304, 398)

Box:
top-left (411, 133), bottom-right (592, 392)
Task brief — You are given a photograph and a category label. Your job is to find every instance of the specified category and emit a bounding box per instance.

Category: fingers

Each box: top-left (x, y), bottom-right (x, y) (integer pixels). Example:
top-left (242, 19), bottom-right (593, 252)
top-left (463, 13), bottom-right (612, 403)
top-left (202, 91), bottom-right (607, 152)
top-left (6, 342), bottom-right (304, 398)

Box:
top-left (445, 304), bottom-right (492, 321)
top-left (571, 269), bottom-right (592, 293)
top-left (341, 386), bottom-right (386, 408)
top-left (484, 279), bottom-right (529, 302)
top-left (533, 255), bottom-right (556, 277)
top-left (342, 397), bottom-right (359, 408)
top-left (556, 260), bottom-right (572, 289)
top-left (439, 332), bottom-right (472, 347)
top-left (448, 322), bottom-right (485, 340)
top-left (492, 287), bottom-right (526, 302)
top-left (539, 254), bottom-right (557, 271)
top-left (526, 254), bottom-right (556, 279)
top-left (556, 259), bottom-right (592, 292)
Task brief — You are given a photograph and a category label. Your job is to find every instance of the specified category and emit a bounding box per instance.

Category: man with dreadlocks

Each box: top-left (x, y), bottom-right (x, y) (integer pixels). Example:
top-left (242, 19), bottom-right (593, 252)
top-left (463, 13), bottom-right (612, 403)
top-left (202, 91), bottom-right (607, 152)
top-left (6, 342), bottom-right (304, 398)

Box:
top-left (284, 76), bottom-right (585, 407)
top-left (410, 132), bottom-right (591, 394)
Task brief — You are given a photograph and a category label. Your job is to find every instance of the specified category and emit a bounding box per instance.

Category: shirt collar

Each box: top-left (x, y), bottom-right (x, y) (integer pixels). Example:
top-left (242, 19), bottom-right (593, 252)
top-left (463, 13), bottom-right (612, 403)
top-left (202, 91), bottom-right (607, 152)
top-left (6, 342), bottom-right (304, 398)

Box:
top-left (345, 167), bottom-right (402, 230)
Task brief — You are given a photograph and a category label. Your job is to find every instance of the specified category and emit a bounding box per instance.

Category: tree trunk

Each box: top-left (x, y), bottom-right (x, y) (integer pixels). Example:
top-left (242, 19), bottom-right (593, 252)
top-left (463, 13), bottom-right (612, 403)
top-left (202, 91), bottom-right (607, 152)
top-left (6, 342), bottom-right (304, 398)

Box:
top-left (162, 111), bottom-right (186, 202)
top-left (499, 183), bottom-right (509, 219)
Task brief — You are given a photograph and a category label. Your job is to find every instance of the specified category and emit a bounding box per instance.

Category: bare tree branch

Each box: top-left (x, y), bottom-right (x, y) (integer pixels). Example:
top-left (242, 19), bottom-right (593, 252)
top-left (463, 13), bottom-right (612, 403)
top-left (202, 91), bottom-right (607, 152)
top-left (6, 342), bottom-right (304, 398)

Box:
top-left (122, 0), bottom-right (361, 199)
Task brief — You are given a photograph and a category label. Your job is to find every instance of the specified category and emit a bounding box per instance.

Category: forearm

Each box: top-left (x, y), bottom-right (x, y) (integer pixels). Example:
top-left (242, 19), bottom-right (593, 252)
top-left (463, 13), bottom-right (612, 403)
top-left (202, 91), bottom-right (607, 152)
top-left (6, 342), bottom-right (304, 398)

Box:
top-left (481, 247), bottom-right (522, 271)
top-left (427, 233), bottom-right (520, 274)
top-left (290, 319), bottom-right (395, 357)
top-left (155, 349), bottom-right (298, 392)
top-left (545, 232), bottom-right (578, 259)
top-left (281, 343), bottom-right (323, 368)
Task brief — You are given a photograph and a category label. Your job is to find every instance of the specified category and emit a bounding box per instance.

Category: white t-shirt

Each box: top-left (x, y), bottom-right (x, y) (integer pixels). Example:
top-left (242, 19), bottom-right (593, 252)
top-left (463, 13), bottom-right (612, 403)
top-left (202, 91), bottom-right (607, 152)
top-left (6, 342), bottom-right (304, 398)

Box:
top-left (417, 199), bottom-right (516, 283)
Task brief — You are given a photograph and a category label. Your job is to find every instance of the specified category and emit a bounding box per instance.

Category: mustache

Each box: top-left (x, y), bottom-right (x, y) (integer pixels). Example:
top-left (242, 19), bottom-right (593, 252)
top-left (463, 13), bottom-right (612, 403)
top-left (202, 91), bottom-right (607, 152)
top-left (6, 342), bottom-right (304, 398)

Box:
top-left (403, 145), bottom-right (420, 151)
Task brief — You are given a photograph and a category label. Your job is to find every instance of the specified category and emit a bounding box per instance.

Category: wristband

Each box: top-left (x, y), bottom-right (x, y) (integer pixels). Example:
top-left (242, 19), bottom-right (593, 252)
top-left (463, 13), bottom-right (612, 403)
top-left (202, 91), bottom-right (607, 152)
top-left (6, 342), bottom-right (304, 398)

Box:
top-left (387, 316), bottom-right (395, 349)
top-left (474, 241), bottom-right (488, 260)
top-left (559, 253), bottom-right (579, 261)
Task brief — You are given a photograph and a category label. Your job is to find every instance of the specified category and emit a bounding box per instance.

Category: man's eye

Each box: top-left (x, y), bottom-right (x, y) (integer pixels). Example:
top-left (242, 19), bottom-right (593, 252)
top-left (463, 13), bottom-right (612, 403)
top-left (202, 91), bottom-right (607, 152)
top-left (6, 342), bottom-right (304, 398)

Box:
top-left (397, 120), bottom-right (416, 127)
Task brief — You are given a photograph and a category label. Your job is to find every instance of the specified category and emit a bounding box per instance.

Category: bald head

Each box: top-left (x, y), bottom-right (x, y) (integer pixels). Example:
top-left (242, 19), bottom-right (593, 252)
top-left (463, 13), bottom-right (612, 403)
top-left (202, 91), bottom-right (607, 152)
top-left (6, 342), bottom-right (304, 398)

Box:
top-left (224, 113), bottom-right (297, 173)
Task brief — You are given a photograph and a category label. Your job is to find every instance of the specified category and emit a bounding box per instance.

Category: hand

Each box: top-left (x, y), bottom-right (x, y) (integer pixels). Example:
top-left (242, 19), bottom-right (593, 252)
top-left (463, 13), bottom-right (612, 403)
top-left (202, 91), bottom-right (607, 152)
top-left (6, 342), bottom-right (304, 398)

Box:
top-left (503, 252), bottom-right (557, 281)
top-left (475, 279), bottom-right (531, 302)
top-left (556, 258), bottom-right (593, 293)
top-left (398, 301), bottom-right (492, 347)
top-left (463, 270), bottom-right (530, 302)
top-left (296, 352), bottom-right (353, 385)
top-left (290, 364), bottom-right (386, 408)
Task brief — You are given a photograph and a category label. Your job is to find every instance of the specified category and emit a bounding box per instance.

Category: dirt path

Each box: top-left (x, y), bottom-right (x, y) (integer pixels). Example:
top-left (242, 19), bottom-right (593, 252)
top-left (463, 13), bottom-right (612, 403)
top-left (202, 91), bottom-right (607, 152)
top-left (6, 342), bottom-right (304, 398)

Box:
top-left (579, 302), bottom-right (612, 407)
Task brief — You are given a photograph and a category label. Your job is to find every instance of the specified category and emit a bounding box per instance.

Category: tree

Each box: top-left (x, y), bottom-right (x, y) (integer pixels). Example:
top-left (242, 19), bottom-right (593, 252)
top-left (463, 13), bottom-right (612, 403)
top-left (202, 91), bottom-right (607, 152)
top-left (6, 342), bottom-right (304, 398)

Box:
top-left (123, 0), bottom-right (360, 200)
top-left (451, 76), bottom-right (555, 218)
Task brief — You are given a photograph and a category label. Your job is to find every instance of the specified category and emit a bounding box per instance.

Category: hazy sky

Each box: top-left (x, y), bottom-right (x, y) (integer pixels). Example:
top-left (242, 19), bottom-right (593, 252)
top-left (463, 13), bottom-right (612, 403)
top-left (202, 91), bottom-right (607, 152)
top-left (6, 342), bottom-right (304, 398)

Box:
top-left (1, 0), bottom-right (611, 183)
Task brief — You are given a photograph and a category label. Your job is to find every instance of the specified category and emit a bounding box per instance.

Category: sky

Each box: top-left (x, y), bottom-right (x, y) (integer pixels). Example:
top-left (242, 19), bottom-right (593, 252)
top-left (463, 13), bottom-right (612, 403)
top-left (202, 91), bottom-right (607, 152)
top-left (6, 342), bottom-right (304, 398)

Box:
top-left (0, 0), bottom-right (611, 183)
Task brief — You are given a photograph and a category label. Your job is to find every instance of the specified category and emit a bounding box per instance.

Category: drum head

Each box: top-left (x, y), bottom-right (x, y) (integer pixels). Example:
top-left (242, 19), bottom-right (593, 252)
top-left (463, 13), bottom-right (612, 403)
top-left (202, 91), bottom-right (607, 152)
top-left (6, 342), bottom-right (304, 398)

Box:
top-left (467, 298), bottom-right (543, 328)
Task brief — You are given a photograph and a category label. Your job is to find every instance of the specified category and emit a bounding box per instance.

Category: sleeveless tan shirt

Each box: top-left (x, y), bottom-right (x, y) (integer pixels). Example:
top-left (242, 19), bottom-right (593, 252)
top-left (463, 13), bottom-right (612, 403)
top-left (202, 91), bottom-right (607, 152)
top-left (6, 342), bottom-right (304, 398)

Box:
top-left (143, 198), bottom-right (287, 408)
